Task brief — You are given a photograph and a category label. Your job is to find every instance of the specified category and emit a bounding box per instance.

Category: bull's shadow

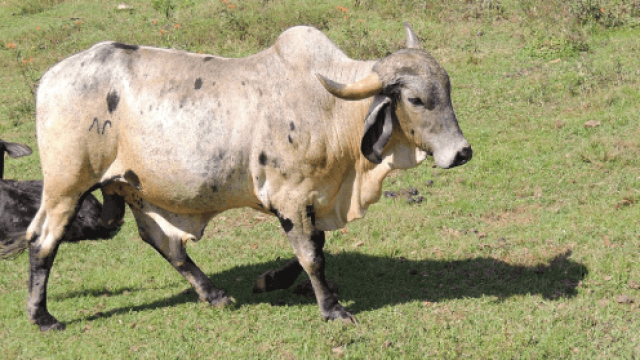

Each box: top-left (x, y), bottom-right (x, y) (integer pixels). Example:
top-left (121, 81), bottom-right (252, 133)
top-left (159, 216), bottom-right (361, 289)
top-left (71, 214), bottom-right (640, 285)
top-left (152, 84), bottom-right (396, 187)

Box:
top-left (65, 249), bottom-right (587, 324)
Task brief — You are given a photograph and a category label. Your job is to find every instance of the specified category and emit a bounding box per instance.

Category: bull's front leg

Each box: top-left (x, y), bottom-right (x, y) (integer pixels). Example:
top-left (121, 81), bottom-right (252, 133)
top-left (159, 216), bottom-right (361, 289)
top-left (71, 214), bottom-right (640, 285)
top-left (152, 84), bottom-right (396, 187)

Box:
top-left (275, 209), bottom-right (356, 323)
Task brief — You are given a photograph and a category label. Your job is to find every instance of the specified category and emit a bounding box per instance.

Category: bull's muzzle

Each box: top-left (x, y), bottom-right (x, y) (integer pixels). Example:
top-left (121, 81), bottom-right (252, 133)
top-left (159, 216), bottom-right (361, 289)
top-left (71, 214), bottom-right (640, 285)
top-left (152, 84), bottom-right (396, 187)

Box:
top-left (451, 146), bottom-right (472, 167)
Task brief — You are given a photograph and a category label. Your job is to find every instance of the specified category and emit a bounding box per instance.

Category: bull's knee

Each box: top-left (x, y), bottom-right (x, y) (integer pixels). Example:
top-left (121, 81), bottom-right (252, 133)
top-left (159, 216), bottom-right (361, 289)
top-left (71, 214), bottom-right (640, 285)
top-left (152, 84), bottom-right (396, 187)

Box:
top-left (34, 197), bottom-right (79, 257)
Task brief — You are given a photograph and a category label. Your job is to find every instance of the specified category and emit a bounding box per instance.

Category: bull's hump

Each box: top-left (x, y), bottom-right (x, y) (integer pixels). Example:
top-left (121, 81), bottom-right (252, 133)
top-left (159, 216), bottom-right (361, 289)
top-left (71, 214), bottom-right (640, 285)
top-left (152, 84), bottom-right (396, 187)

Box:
top-left (274, 26), bottom-right (349, 67)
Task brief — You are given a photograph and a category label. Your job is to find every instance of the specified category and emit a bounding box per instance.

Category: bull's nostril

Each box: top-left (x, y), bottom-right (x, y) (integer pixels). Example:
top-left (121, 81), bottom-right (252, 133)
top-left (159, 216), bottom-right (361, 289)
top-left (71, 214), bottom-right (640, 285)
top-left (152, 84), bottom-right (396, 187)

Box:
top-left (453, 146), bottom-right (472, 167)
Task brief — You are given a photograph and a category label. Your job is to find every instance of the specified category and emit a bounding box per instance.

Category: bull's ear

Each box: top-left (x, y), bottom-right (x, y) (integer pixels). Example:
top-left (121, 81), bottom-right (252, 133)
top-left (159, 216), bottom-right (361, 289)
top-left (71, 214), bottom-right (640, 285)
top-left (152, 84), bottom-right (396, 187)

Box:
top-left (361, 94), bottom-right (395, 164)
top-left (3, 141), bottom-right (32, 158)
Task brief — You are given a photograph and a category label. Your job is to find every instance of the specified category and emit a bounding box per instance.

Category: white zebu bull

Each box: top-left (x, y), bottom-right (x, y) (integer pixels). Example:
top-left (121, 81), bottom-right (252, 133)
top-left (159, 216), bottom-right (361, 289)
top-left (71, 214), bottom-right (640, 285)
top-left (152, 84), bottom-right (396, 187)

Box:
top-left (2, 23), bottom-right (471, 330)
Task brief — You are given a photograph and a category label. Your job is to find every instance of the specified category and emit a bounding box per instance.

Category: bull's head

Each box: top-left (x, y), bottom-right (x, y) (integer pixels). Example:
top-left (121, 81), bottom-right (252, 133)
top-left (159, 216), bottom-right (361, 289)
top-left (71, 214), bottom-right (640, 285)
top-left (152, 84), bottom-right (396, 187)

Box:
top-left (317, 23), bottom-right (472, 169)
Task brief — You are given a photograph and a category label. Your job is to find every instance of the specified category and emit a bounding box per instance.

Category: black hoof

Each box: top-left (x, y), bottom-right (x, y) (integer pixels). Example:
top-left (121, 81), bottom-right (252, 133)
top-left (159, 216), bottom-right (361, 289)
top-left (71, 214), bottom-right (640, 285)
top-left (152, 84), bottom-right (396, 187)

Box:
top-left (39, 321), bottom-right (66, 332)
top-left (209, 296), bottom-right (235, 308)
top-left (324, 306), bottom-right (358, 324)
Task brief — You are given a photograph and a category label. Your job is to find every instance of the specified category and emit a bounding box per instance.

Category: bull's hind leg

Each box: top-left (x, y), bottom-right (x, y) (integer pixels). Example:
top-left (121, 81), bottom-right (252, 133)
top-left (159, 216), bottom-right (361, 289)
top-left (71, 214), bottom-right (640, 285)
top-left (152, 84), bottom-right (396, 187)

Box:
top-left (128, 201), bottom-right (232, 307)
top-left (26, 193), bottom-right (87, 331)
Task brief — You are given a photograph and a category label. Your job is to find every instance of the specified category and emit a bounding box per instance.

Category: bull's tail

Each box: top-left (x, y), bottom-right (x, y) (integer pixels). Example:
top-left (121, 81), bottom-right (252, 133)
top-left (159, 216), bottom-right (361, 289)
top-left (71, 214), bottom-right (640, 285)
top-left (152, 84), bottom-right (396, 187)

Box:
top-left (0, 231), bottom-right (29, 259)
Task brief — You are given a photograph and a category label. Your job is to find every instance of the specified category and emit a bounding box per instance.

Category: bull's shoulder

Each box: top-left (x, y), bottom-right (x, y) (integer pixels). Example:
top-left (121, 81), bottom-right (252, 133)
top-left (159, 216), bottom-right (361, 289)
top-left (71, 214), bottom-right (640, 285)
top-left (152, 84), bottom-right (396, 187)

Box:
top-left (273, 26), bottom-right (349, 68)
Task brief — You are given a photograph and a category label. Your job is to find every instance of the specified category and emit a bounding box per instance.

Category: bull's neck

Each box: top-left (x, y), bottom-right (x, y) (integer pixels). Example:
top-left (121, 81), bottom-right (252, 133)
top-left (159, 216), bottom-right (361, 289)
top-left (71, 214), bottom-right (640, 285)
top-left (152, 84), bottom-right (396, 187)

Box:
top-left (321, 60), bottom-right (396, 223)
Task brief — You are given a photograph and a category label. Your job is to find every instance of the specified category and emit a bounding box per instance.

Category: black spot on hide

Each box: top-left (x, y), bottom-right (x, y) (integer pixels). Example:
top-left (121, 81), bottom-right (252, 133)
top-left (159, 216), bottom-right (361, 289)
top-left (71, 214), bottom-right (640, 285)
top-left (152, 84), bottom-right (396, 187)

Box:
top-left (112, 42), bottom-right (139, 51)
top-left (95, 46), bottom-right (115, 63)
top-left (271, 208), bottom-right (293, 233)
top-left (106, 90), bottom-right (120, 114)
top-left (411, 129), bottom-right (415, 135)
top-left (212, 82), bottom-right (216, 87)
top-left (289, 122), bottom-right (295, 131)
top-left (212, 185), bottom-right (218, 192)
top-left (204, 57), bottom-right (213, 62)
top-left (81, 62), bottom-right (84, 67)
top-left (195, 78), bottom-right (203, 90)
top-left (288, 135), bottom-right (293, 144)
top-left (306, 205), bottom-right (316, 226)
top-left (123, 170), bottom-right (141, 190)
top-left (259, 152), bottom-right (267, 166)
top-left (241, 81), bottom-right (245, 86)
top-left (280, 218), bottom-right (293, 233)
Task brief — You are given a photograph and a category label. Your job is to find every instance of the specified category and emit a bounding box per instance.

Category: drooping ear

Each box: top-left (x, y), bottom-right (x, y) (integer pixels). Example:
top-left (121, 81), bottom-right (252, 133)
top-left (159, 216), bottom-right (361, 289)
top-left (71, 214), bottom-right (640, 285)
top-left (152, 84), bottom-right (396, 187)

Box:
top-left (361, 94), bottom-right (395, 164)
top-left (2, 140), bottom-right (32, 158)
top-left (0, 140), bottom-right (32, 179)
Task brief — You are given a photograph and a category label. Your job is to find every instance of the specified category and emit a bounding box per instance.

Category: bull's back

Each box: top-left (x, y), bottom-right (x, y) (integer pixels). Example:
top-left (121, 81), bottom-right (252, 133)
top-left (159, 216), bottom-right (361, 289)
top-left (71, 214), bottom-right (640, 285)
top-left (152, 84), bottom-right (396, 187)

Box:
top-left (36, 41), bottom-right (286, 211)
top-left (34, 31), bottom-right (357, 213)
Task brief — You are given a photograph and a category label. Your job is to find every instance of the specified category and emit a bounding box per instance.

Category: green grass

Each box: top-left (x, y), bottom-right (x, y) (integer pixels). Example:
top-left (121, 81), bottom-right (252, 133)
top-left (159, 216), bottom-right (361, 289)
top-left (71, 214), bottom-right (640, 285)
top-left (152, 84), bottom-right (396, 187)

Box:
top-left (1, 0), bottom-right (640, 358)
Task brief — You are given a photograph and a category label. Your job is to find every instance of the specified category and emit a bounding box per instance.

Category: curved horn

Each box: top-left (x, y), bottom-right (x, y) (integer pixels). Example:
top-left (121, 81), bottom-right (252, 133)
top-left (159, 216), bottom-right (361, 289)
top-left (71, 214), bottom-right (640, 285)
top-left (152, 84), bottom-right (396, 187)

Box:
top-left (404, 22), bottom-right (421, 49)
top-left (316, 72), bottom-right (383, 101)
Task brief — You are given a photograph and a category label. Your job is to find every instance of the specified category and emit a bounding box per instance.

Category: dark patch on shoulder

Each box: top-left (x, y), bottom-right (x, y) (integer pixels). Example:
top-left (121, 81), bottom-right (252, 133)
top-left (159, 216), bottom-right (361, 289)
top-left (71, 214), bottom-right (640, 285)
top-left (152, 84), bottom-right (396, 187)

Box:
top-left (203, 57), bottom-right (213, 62)
top-left (259, 152), bottom-right (267, 166)
top-left (123, 170), bottom-right (142, 191)
top-left (289, 122), bottom-right (295, 131)
top-left (112, 42), bottom-right (139, 51)
top-left (195, 78), bottom-right (203, 90)
top-left (106, 90), bottom-right (120, 114)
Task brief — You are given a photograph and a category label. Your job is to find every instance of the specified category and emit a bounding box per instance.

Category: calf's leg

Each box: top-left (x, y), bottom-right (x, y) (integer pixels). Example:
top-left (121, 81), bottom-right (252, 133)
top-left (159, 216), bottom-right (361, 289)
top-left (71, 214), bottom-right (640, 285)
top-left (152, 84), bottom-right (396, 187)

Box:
top-left (253, 258), bottom-right (303, 293)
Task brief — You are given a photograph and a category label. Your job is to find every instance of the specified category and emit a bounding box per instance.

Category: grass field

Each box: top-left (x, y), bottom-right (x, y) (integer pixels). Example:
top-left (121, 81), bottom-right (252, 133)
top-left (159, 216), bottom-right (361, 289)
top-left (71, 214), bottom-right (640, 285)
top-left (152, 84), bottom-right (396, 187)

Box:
top-left (1, 0), bottom-right (639, 358)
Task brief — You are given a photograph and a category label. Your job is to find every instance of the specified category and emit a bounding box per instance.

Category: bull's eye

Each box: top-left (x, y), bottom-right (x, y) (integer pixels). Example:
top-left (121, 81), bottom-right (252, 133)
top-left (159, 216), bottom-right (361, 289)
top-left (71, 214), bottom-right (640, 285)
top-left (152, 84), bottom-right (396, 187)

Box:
top-left (408, 97), bottom-right (424, 107)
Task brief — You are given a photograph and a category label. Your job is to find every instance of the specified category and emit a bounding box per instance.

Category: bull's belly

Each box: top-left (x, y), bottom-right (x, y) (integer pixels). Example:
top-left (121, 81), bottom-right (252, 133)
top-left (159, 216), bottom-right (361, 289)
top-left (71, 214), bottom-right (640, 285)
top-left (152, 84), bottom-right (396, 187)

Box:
top-left (103, 159), bottom-right (256, 214)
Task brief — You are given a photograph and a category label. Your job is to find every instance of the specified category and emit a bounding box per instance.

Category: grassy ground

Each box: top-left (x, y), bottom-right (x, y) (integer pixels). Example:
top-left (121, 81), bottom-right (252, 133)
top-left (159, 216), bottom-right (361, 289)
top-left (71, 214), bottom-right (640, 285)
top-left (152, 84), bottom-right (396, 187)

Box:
top-left (1, 0), bottom-right (639, 358)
